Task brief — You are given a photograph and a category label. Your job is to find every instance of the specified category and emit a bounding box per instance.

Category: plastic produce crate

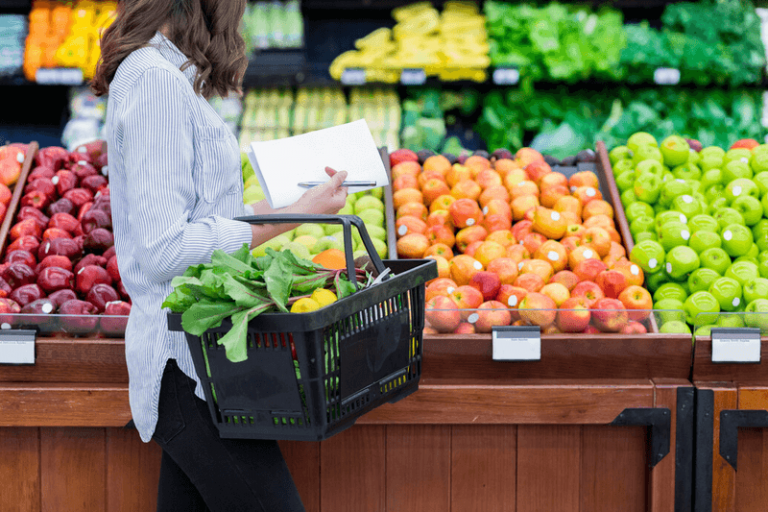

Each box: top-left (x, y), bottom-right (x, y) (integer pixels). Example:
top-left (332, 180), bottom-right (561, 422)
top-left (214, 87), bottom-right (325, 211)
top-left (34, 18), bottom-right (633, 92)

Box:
top-left (169, 214), bottom-right (437, 441)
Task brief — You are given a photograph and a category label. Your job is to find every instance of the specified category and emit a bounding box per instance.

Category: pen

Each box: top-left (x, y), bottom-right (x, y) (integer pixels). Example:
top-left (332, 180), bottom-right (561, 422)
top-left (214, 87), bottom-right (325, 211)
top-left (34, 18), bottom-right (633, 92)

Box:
top-left (298, 181), bottom-right (378, 188)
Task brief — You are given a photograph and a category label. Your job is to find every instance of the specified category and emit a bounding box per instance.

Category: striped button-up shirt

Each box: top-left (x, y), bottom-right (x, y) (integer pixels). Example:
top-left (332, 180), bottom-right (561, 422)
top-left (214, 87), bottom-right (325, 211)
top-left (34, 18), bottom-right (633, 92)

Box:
top-left (106, 32), bottom-right (254, 442)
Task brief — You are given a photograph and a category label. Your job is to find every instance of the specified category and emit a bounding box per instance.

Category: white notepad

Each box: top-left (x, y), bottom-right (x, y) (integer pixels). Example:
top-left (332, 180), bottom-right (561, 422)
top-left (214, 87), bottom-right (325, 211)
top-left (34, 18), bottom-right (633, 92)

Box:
top-left (246, 119), bottom-right (389, 209)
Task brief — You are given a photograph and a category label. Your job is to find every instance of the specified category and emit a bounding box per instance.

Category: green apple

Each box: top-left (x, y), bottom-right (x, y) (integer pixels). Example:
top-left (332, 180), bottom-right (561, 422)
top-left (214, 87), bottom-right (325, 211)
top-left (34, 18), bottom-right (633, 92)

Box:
top-left (658, 221), bottom-right (690, 252)
top-left (724, 148), bottom-right (752, 165)
top-left (751, 144), bottom-right (768, 157)
top-left (700, 247), bottom-right (732, 275)
top-left (700, 154), bottom-right (724, 172)
top-left (369, 188), bottom-right (384, 200)
top-left (660, 136), bottom-right (690, 167)
top-left (243, 187), bottom-right (265, 204)
top-left (654, 202), bottom-right (667, 215)
top-left (750, 152), bottom-right (768, 175)
top-left (693, 192), bottom-right (709, 213)
top-left (633, 174), bottom-right (662, 203)
top-left (635, 232), bottom-right (658, 243)
top-left (353, 250), bottom-right (368, 260)
top-left (646, 270), bottom-right (671, 293)
top-left (354, 196), bottom-right (384, 215)
top-left (609, 145), bottom-right (633, 165)
top-left (753, 171), bottom-right (768, 196)
top-left (660, 320), bottom-right (692, 334)
top-left (744, 299), bottom-right (768, 331)
top-left (751, 220), bottom-right (768, 251)
top-left (659, 179), bottom-right (693, 207)
top-left (731, 195), bottom-right (763, 226)
top-left (714, 208), bottom-right (745, 230)
top-left (345, 194), bottom-right (356, 206)
top-left (654, 283), bottom-right (689, 303)
top-left (633, 145), bottom-right (663, 165)
top-left (357, 209), bottom-right (384, 226)
top-left (763, 193), bottom-right (768, 220)
top-left (325, 224), bottom-right (344, 237)
top-left (694, 325), bottom-right (717, 337)
top-left (689, 267), bottom-right (721, 293)
top-left (371, 237), bottom-right (388, 259)
top-left (689, 230), bottom-right (722, 253)
top-left (686, 179), bottom-right (702, 194)
top-left (688, 214), bottom-right (719, 233)
top-left (625, 201), bottom-right (655, 223)
top-left (656, 211), bottom-right (688, 232)
top-left (634, 159), bottom-right (665, 178)
top-left (672, 162), bottom-right (702, 181)
top-left (701, 146), bottom-right (727, 160)
top-left (744, 278), bottom-right (768, 304)
top-left (293, 235), bottom-right (318, 252)
top-left (705, 187), bottom-right (727, 207)
top-left (721, 224), bottom-right (754, 258)
top-left (613, 159), bottom-right (636, 177)
top-left (725, 260), bottom-right (760, 286)
top-left (616, 171), bottom-right (636, 193)
top-left (688, 148), bottom-right (701, 165)
top-left (630, 240), bottom-right (666, 274)
top-left (295, 223), bottom-right (327, 240)
top-left (251, 234), bottom-right (292, 257)
top-left (717, 315), bottom-right (746, 328)
top-left (709, 276), bottom-right (743, 311)
top-left (671, 194), bottom-right (703, 218)
top-left (722, 160), bottom-right (753, 183)
top-left (630, 216), bottom-right (656, 238)
top-left (621, 189), bottom-right (637, 207)
top-left (627, 132), bottom-right (658, 154)
top-left (700, 169), bottom-right (723, 190)
top-left (666, 245), bottom-right (700, 280)
top-left (683, 291), bottom-right (721, 325)
top-left (725, 178), bottom-right (760, 203)
top-left (312, 235), bottom-right (344, 254)
top-left (281, 241), bottom-right (312, 261)
top-left (655, 299), bottom-right (686, 324)
top-left (339, 203), bottom-right (354, 216)
top-left (366, 225), bottom-right (387, 241)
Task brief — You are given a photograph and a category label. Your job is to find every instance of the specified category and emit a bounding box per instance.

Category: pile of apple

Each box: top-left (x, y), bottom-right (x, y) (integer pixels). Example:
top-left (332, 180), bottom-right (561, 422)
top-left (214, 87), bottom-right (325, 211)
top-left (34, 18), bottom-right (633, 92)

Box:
top-left (612, 133), bottom-right (768, 335)
top-left (388, 147), bottom-right (653, 335)
top-left (243, 161), bottom-right (389, 260)
top-left (0, 144), bottom-right (28, 224)
top-left (0, 142), bottom-right (131, 336)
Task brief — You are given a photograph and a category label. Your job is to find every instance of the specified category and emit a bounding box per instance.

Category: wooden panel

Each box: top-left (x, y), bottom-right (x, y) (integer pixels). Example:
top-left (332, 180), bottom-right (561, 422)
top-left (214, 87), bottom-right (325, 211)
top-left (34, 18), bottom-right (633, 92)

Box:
top-left (386, 425), bottom-right (451, 512)
top-left (692, 339), bottom-right (768, 385)
top-left (649, 382), bottom-right (679, 512)
top-left (736, 387), bottom-right (768, 411)
top-left (0, 427), bottom-right (40, 512)
top-left (580, 425), bottom-right (646, 512)
top-left (279, 440), bottom-right (320, 512)
top-left (712, 386), bottom-right (738, 512)
top-left (422, 335), bottom-right (692, 382)
top-left (516, 425), bottom-right (581, 512)
top-left (0, 384), bottom-right (130, 427)
top-left (735, 428), bottom-right (768, 511)
top-left (105, 427), bottom-right (162, 512)
top-left (0, 339), bottom-right (128, 383)
top-left (40, 427), bottom-right (106, 512)
top-left (360, 382), bottom-right (654, 425)
top-left (451, 425), bottom-right (516, 511)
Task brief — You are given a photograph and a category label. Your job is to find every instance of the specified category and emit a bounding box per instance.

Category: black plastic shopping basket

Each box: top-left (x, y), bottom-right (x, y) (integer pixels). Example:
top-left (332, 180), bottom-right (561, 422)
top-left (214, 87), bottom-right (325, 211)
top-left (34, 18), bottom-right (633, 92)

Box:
top-left (168, 214), bottom-right (437, 441)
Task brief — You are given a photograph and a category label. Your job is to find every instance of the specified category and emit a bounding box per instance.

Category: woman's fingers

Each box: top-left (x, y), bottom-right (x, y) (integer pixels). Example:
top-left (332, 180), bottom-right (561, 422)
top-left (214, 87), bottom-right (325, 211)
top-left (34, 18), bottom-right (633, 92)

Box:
top-left (325, 167), bottom-right (338, 177)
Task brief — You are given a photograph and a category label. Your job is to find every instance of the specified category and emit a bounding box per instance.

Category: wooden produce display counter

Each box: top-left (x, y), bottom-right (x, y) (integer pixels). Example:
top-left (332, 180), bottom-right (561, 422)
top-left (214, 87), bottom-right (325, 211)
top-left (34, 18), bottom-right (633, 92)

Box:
top-left (692, 332), bottom-right (768, 512)
top-left (0, 330), bottom-right (694, 512)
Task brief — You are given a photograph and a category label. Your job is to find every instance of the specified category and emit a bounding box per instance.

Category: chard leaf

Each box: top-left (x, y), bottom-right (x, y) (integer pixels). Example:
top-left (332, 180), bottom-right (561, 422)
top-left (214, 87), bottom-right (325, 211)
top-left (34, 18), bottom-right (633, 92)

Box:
top-left (291, 272), bottom-right (332, 294)
top-left (211, 248), bottom-right (254, 275)
top-left (215, 303), bottom-right (273, 362)
top-left (219, 274), bottom-right (273, 308)
top-left (264, 252), bottom-right (292, 312)
top-left (231, 243), bottom-right (254, 266)
top-left (334, 273), bottom-right (357, 300)
top-left (181, 300), bottom-right (242, 336)
top-left (161, 285), bottom-right (197, 313)
top-left (183, 264), bottom-right (210, 279)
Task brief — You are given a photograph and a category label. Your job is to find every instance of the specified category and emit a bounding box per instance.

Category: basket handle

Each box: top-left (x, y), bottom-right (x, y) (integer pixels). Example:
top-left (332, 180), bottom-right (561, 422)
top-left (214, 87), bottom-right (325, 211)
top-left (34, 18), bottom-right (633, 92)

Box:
top-left (234, 214), bottom-right (388, 286)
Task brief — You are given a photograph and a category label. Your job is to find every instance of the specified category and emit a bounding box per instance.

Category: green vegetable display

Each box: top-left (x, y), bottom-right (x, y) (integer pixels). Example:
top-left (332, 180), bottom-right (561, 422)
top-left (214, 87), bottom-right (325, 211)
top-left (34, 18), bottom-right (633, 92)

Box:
top-left (163, 244), bottom-right (370, 363)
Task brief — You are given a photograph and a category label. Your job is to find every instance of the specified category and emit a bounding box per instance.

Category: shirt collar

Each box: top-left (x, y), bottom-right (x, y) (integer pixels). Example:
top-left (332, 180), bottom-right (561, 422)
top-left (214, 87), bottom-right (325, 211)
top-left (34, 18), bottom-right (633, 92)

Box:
top-left (148, 32), bottom-right (197, 85)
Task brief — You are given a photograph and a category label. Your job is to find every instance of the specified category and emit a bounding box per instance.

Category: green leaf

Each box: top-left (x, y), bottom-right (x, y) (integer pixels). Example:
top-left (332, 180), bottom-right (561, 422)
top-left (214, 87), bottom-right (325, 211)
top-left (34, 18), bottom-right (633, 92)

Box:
top-left (219, 274), bottom-right (273, 308)
top-left (334, 273), bottom-right (357, 300)
top-left (181, 300), bottom-right (242, 336)
top-left (161, 285), bottom-right (197, 313)
top-left (211, 248), bottom-right (255, 275)
top-left (215, 304), bottom-right (271, 363)
top-left (263, 252), bottom-right (293, 312)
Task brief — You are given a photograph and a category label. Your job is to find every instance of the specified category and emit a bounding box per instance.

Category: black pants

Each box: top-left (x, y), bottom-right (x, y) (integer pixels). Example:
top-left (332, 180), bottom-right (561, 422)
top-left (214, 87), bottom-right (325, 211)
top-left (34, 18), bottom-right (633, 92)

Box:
top-left (152, 359), bottom-right (305, 512)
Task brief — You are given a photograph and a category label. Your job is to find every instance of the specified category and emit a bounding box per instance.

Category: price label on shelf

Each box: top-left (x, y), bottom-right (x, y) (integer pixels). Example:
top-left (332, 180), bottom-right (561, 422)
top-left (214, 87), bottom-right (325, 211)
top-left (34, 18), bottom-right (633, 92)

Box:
top-left (0, 329), bottom-right (36, 365)
top-left (653, 68), bottom-right (680, 86)
top-left (711, 327), bottom-right (761, 364)
top-left (35, 68), bottom-right (84, 86)
top-left (340, 68), bottom-right (366, 86)
top-left (493, 67), bottom-right (520, 85)
top-left (401, 68), bottom-right (426, 86)
top-left (492, 326), bottom-right (541, 361)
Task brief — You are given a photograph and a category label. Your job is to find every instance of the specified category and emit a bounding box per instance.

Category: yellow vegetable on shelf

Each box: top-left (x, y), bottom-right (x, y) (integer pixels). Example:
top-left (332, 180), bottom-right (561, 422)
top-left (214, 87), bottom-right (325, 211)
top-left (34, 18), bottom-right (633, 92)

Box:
top-left (392, 1), bottom-right (433, 22)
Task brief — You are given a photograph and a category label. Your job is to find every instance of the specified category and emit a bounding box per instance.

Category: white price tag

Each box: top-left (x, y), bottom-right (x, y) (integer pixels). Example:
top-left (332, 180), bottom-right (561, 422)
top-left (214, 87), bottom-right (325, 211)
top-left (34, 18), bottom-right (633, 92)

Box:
top-left (711, 328), bottom-right (762, 364)
top-left (654, 68), bottom-right (681, 85)
top-left (0, 330), bottom-right (36, 365)
top-left (35, 68), bottom-right (84, 86)
top-left (492, 326), bottom-right (541, 361)
top-left (340, 68), bottom-right (366, 86)
top-left (493, 68), bottom-right (520, 85)
top-left (400, 68), bottom-right (426, 86)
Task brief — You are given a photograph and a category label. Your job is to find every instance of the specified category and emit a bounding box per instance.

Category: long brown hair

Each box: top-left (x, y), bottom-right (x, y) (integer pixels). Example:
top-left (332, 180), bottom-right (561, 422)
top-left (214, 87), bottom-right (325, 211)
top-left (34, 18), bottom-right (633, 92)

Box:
top-left (92, 0), bottom-right (247, 99)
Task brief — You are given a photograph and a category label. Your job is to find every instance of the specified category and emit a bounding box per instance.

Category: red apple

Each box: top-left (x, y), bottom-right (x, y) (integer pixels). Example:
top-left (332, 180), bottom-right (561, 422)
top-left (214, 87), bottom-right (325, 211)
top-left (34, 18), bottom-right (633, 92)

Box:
top-left (595, 270), bottom-right (628, 299)
top-left (556, 297), bottom-right (591, 333)
top-left (549, 270), bottom-right (580, 291)
top-left (571, 281), bottom-right (605, 308)
top-left (618, 285), bottom-right (653, 322)
top-left (518, 292), bottom-right (557, 327)
top-left (453, 322), bottom-right (476, 335)
top-left (573, 258), bottom-right (608, 283)
top-left (468, 271), bottom-right (502, 301)
top-left (425, 296), bottom-right (461, 333)
top-left (591, 298), bottom-right (629, 333)
top-left (620, 321), bottom-right (648, 334)
top-left (473, 301), bottom-right (513, 333)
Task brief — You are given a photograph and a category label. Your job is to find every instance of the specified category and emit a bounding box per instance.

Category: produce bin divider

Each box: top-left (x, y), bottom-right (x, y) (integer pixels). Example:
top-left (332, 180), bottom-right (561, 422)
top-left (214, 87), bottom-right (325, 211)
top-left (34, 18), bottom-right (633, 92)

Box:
top-left (0, 141), bottom-right (37, 253)
top-left (379, 147), bottom-right (398, 260)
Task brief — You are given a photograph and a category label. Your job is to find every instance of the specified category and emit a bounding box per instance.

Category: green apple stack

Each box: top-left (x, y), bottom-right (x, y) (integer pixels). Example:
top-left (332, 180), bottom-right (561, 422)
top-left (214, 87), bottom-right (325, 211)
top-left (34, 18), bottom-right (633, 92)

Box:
top-left (611, 133), bottom-right (768, 334)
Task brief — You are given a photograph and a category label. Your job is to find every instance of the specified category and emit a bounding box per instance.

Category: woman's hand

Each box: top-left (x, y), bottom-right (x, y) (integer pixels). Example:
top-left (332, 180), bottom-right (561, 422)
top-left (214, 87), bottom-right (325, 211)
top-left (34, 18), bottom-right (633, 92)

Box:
top-left (292, 167), bottom-right (349, 215)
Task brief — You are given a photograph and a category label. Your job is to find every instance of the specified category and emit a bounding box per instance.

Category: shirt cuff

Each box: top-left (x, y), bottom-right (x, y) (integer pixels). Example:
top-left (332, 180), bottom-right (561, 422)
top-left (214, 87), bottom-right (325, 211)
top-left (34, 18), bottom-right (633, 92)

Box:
top-left (215, 216), bottom-right (253, 254)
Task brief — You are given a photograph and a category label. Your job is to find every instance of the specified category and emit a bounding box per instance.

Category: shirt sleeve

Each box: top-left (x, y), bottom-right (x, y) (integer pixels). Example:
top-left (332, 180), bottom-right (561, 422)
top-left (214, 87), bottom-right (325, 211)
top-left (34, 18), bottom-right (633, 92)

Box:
top-left (121, 67), bottom-right (253, 284)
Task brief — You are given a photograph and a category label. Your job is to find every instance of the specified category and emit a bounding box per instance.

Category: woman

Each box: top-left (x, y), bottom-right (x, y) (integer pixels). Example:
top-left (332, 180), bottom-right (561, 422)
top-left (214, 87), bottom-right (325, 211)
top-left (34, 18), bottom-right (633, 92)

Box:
top-left (92, 1), bottom-right (347, 510)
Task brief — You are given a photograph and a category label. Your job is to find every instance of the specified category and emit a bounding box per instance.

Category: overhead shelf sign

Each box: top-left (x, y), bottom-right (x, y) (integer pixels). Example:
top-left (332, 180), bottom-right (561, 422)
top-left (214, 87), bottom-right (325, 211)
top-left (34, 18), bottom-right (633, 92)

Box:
top-left (340, 68), bottom-right (366, 86)
top-left (400, 68), bottom-right (426, 86)
top-left (35, 68), bottom-right (84, 86)
top-left (493, 67), bottom-right (520, 85)
top-left (653, 68), bottom-right (681, 86)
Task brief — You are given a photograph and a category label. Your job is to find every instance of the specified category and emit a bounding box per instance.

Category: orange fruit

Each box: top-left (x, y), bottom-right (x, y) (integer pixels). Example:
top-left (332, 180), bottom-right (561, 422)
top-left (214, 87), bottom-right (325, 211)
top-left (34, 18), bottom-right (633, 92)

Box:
top-left (312, 249), bottom-right (347, 270)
